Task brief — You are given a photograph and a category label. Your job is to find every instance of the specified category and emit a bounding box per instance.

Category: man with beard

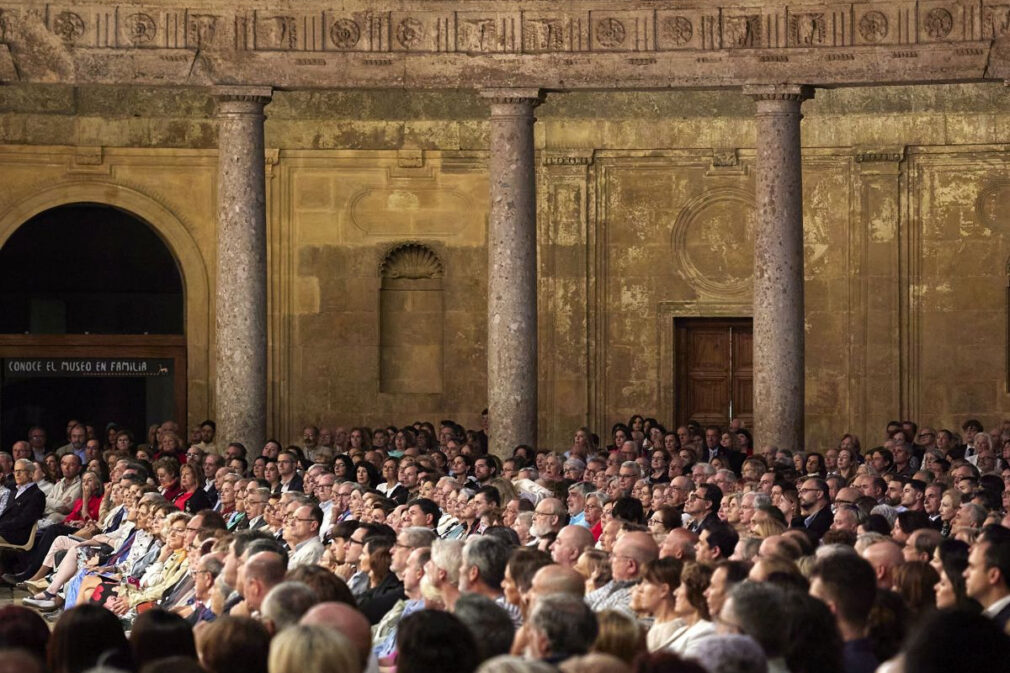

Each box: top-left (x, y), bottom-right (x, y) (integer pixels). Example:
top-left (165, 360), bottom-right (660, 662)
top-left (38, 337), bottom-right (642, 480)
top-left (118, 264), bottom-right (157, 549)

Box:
top-left (530, 498), bottom-right (567, 547)
top-left (798, 477), bottom-right (832, 542)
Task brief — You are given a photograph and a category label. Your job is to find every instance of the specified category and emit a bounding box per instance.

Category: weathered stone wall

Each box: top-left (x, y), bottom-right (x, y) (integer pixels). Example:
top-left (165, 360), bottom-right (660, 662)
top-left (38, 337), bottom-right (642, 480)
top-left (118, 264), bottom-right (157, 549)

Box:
top-left (0, 84), bottom-right (1008, 448)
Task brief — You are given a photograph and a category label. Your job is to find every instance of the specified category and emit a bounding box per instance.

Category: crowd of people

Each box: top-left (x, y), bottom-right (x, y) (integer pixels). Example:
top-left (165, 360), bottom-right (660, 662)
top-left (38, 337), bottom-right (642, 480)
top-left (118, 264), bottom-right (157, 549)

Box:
top-left (0, 413), bottom-right (1008, 673)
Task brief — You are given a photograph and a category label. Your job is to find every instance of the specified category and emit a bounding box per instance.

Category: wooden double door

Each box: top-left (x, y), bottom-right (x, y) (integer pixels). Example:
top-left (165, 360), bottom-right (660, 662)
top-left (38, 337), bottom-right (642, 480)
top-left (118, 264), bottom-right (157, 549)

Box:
top-left (675, 318), bottom-right (753, 429)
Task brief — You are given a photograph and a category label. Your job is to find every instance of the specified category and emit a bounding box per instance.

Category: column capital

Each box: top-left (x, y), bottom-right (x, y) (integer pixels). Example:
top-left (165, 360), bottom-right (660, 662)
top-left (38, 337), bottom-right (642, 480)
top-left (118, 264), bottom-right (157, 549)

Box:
top-left (742, 84), bottom-right (814, 103)
top-left (212, 85), bottom-right (273, 105)
top-left (854, 145), bottom-right (906, 163)
top-left (480, 88), bottom-right (544, 107)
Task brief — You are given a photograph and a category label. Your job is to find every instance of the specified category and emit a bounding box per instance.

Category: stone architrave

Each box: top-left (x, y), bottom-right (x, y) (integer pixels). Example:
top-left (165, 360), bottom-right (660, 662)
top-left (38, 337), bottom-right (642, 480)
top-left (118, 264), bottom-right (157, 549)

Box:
top-left (480, 88), bottom-right (542, 458)
top-left (213, 86), bottom-right (272, 452)
top-left (743, 84), bottom-right (813, 453)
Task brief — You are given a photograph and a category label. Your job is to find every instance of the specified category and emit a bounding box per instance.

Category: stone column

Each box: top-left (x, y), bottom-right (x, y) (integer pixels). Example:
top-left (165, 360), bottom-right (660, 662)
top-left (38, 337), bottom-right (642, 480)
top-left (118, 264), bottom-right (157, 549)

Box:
top-left (480, 89), bottom-right (542, 458)
top-left (213, 86), bottom-right (272, 451)
top-left (743, 84), bottom-right (813, 452)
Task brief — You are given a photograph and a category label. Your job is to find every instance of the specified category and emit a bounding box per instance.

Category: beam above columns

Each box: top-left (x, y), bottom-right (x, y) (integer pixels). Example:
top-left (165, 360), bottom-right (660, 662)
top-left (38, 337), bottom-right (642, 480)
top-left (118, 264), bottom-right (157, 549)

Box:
top-left (0, 3), bottom-right (1001, 90)
top-left (213, 85), bottom-right (272, 452)
top-left (481, 88), bottom-right (543, 458)
top-left (744, 83), bottom-right (813, 453)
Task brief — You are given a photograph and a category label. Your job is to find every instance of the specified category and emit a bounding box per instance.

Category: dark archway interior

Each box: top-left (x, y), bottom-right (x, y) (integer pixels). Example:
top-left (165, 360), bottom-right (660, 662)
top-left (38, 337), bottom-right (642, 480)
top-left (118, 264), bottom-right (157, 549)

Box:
top-left (0, 203), bottom-right (184, 334)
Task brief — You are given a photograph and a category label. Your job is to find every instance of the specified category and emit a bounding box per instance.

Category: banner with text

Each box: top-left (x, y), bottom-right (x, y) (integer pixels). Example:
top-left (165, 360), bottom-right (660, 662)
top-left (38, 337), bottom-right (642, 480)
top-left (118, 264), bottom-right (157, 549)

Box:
top-left (3, 358), bottom-right (173, 378)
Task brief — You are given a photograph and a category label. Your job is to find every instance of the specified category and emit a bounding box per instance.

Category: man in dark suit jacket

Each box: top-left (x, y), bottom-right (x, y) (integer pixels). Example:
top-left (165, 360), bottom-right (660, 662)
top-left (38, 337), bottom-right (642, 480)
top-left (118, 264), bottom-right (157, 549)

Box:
top-left (966, 534), bottom-right (1010, 631)
top-left (685, 483), bottom-right (723, 534)
top-left (277, 451), bottom-right (304, 493)
top-left (0, 459), bottom-right (46, 546)
top-left (798, 477), bottom-right (833, 543)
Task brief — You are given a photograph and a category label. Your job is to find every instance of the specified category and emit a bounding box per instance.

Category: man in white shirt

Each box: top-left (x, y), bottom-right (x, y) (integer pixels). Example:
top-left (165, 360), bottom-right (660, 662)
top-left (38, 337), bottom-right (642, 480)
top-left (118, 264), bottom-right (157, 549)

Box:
top-left (41, 454), bottom-right (82, 527)
top-left (284, 504), bottom-right (324, 569)
top-left (315, 474), bottom-right (336, 540)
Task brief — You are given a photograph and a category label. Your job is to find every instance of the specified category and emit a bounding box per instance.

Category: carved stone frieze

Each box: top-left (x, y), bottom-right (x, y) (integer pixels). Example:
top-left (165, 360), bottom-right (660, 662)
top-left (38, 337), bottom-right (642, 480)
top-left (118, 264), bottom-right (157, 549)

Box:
top-left (0, 2), bottom-right (1003, 88)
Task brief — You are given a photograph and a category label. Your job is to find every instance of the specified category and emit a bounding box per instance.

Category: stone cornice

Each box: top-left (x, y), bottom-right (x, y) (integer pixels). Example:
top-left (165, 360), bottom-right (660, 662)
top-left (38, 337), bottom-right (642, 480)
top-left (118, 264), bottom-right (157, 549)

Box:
top-left (0, 2), bottom-right (1006, 89)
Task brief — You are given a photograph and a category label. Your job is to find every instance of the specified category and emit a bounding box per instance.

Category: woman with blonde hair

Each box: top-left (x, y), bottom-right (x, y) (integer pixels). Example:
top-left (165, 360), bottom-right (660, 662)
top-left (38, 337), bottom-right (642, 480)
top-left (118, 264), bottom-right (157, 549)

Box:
top-left (750, 517), bottom-right (787, 539)
top-left (269, 624), bottom-right (358, 673)
top-left (574, 549), bottom-right (612, 595)
top-left (591, 610), bottom-right (646, 665)
top-left (477, 656), bottom-right (557, 673)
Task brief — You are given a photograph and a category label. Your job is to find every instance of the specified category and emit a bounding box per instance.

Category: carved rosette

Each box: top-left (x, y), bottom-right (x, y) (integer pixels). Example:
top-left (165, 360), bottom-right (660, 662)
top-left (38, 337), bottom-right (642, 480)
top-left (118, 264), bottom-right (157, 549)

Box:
top-left (123, 13), bottom-right (157, 45)
top-left (330, 18), bottom-right (361, 49)
top-left (594, 17), bottom-right (627, 48)
top-left (858, 11), bottom-right (889, 43)
top-left (52, 10), bottom-right (85, 42)
top-left (923, 8), bottom-right (954, 39)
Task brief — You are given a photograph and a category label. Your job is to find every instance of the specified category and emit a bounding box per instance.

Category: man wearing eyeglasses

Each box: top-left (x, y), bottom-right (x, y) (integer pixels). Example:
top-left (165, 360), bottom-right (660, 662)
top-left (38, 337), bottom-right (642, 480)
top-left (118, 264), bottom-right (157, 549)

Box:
top-left (531, 498), bottom-right (567, 544)
top-left (685, 484), bottom-right (722, 535)
top-left (798, 477), bottom-right (832, 542)
top-left (586, 530), bottom-right (657, 615)
top-left (284, 504), bottom-right (324, 569)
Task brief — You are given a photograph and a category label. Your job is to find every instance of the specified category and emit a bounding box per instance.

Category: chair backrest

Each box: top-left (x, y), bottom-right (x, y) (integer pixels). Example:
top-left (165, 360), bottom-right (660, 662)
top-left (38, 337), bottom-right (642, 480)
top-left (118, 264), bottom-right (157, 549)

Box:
top-left (0, 523), bottom-right (38, 551)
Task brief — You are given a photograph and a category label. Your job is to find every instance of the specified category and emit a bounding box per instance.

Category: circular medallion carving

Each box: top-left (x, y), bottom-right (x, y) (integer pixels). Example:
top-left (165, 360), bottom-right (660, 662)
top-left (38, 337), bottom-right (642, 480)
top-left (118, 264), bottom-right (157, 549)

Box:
top-left (976, 182), bottom-right (1009, 229)
top-left (124, 13), bottom-right (157, 45)
top-left (924, 8), bottom-right (954, 39)
top-left (672, 188), bottom-right (756, 297)
top-left (330, 19), bottom-right (360, 49)
top-left (396, 18), bottom-right (424, 49)
top-left (661, 16), bottom-right (693, 46)
top-left (595, 18), bottom-right (627, 47)
top-left (53, 11), bottom-right (85, 42)
top-left (858, 11), bottom-right (889, 43)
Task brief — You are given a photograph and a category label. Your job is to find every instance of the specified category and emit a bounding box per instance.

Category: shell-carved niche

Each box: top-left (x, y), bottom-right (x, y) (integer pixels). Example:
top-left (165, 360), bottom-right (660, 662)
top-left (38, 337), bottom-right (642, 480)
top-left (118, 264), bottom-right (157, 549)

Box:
top-left (379, 242), bottom-right (444, 394)
top-left (380, 242), bottom-right (444, 280)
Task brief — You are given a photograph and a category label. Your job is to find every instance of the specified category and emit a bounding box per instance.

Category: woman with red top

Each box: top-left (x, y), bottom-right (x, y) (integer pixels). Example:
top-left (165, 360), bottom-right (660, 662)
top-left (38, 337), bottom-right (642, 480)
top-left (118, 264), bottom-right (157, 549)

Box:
top-left (63, 470), bottom-right (103, 525)
top-left (173, 461), bottom-right (212, 514)
top-left (155, 457), bottom-right (182, 502)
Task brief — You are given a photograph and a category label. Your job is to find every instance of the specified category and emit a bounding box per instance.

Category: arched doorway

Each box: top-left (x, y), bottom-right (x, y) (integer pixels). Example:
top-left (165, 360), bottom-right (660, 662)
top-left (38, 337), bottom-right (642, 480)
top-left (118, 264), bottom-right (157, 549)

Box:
top-left (0, 203), bottom-right (187, 451)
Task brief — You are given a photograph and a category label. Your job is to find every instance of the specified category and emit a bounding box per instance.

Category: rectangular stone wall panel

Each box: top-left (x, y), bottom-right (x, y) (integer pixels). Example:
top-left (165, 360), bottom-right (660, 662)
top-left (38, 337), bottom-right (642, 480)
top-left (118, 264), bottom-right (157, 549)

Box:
top-left (538, 155), bottom-right (593, 449)
top-left (911, 152), bottom-right (1010, 427)
top-left (282, 155), bottom-right (487, 432)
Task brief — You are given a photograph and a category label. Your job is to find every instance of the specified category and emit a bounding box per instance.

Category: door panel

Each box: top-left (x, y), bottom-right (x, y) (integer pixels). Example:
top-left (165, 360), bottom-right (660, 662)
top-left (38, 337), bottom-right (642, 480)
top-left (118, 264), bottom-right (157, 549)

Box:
top-left (675, 319), bottom-right (753, 429)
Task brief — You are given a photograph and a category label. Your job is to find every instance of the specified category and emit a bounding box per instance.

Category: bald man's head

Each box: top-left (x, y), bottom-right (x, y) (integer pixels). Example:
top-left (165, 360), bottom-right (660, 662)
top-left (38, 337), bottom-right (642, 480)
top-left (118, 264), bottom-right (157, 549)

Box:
top-left (528, 564), bottom-right (586, 608)
top-left (862, 540), bottom-right (905, 589)
top-left (612, 531), bottom-right (658, 581)
top-left (616, 531), bottom-right (658, 564)
top-left (301, 601), bottom-right (371, 670)
top-left (552, 525), bottom-right (596, 567)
